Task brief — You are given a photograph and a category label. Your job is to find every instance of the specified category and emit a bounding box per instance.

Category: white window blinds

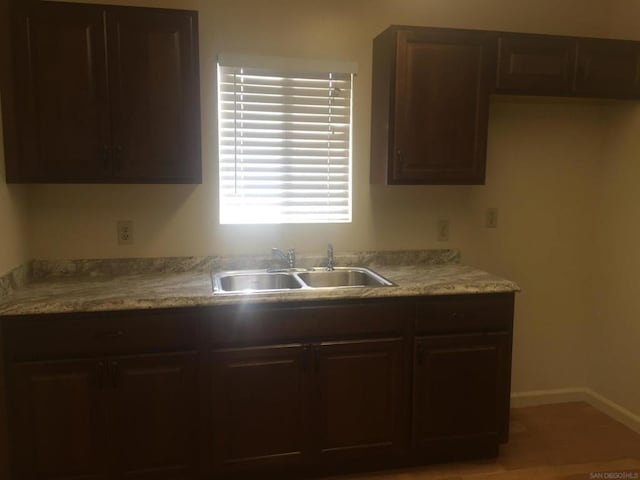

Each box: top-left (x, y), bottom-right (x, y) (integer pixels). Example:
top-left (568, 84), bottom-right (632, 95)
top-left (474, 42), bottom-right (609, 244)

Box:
top-left (217, 57), bottom-right (354, 224)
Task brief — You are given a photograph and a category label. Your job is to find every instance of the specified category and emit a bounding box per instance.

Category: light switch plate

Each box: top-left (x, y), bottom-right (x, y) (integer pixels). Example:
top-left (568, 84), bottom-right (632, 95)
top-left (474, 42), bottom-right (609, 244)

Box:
top-left (486, 208), bottom-right (498, 229)
top-left (437, 219), bottom-right (450, 242)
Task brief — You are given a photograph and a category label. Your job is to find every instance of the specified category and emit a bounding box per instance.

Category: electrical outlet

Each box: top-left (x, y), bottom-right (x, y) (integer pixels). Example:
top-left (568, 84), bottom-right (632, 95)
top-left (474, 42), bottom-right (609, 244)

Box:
top-left (437, 219), bottom-right (450, 242)
top-left (117, 221), bottom-right (134, 245)
top-left (486, 208), bottom-right (499, 229)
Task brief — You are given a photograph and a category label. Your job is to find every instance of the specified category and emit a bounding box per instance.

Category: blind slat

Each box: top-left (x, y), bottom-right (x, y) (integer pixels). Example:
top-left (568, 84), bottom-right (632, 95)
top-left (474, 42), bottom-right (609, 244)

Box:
top-left (218, 62), bottom-right (352, 224)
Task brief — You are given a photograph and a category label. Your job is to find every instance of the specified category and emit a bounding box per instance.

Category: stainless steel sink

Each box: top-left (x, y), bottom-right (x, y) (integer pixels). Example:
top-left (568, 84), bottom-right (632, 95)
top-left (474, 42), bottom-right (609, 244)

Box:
top-left (212, 267), bottom-right (393, 294)
top-left (296, 267), bottom-right (393, 288)
top-left (214, 271), bottom-right (305, 293)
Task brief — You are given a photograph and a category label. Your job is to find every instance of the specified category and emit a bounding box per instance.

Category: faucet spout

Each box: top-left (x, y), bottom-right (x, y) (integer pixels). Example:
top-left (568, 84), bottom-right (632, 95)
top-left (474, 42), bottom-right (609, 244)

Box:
top-left (271, 247), bottom-right (296, 269)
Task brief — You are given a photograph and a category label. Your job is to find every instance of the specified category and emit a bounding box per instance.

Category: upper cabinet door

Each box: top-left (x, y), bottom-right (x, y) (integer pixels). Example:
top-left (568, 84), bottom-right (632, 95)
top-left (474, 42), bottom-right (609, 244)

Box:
top-left (11, 2), bottom-right (111, 182)
top-left (496, 33), bottom-right (577, 95)
top-left (392, 29), bottom-right (496, 185)
top-left (107, 7), bottom-right (202, 183)
top-left (575, 38), bottom-right (640, 98)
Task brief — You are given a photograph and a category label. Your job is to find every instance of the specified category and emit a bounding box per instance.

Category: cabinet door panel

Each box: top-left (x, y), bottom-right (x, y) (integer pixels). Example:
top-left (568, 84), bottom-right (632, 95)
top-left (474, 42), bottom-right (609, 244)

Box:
top-left (413, 333), bottom-right (509, 460)
top-left (575, 39), bottom-right (640, 97)
top-left (211, 344), bottom-right (309, 474)
top-left (9, 359), bottom-right (108, 480)
top-left (107, 7), bottom-right (201, 183)
top-left (315, 338), bottom-right (405, 462)
top-left (497, 33), bottom-right (576, 94)
top-left (393, 29), bottom-right (495, 184)
top-left (12, 2), bottom-right (110, 182)
top-left (109, 352), bottom-right (198, 480)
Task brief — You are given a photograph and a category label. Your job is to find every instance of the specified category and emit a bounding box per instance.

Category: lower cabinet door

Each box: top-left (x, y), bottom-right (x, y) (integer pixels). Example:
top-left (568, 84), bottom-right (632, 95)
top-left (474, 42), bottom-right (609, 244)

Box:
top-left (108, 352), bottom-right (198, 480)
top-left (9, 358), bottom-right (109, 480)
top-left (314, 338), bottom-right (406, 464)
top-left (413, 332), bottom-right (509, 461)
top-left (210, 344), bottom-right (310, 474)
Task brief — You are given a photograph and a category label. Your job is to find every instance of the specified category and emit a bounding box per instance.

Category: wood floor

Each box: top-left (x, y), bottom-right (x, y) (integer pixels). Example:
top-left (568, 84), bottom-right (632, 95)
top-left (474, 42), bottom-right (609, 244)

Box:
top-left (323, 402), bottom-right (640, 480)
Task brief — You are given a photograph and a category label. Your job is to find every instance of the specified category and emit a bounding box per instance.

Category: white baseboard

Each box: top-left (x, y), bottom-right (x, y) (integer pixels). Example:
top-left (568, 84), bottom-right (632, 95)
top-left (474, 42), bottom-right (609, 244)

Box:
top-left (511, 387), bottom-right (640, 435)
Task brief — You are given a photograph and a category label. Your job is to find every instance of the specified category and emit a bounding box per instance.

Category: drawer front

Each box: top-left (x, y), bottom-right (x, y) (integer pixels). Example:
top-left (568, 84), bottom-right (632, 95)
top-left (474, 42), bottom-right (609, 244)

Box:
top-left (3, 309), bottom-right (200, 360)
top-left (415, 293), bottom-right (514, 334)
top-left (209, 300), bottom-right (410, 346)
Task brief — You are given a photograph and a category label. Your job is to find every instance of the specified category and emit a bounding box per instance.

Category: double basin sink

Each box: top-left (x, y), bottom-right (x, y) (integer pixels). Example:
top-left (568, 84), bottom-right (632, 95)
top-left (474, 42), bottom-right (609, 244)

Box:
top-left (213, 267), bottom-right (394, 294)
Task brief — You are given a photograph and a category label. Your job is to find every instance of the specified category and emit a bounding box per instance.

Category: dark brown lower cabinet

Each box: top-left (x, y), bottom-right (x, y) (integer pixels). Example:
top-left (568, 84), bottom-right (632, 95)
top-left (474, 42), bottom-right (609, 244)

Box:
top-left (210, 344), bottom-right (310, 476)
top-left (315, 338), bottom-right (405, 463)
top-left (412, 332), bottom-right (510, 462)
top-left (210, 337), bottom-right (407, 477)
top-left (8, 353), bottom-right (198, 480)
top-left (109, 353), bottom-right (198, 479)
top-left (2, 294), bottom-right (515, 480)
top-left (10, 359), bottom-right (109, 480)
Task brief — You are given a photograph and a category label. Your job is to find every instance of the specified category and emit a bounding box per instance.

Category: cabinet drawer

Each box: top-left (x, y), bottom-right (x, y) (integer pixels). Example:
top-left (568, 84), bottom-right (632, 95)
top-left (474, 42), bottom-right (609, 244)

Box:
top-left (3, 309), bottom-right (199, 360)
top-left (415, 294), bottom-right (513, 334)
top-left (209, 301), bottom-right (409, 346)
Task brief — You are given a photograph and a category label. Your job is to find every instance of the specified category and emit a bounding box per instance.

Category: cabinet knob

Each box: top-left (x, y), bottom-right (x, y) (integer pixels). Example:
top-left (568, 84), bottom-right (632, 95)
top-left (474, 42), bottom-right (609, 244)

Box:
top-left (313, 346), bottom-right (320, 373)
top-left (302, 345), bottom-right (310, 372)
top-left (101, 145), bottom-right (110, 172)
top-left (111, 361), bottom-right (119, 388)
top-left (114, 146), bottom-right (124, 175)
top-left (396, 150), bottom-right (404, 163)
top-left (97, 361), bottom-right (105, 389)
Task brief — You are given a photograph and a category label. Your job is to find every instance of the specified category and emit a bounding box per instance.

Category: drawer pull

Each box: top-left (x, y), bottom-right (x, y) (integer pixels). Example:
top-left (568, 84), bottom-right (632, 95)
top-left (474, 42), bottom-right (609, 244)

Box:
top-left (97, 330), bottom-right (125, 339)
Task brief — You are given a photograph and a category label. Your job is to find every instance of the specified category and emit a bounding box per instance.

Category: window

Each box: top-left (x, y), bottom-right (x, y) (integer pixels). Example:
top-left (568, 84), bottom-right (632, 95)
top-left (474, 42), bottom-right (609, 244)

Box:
top-left (217, 55), bottom-right (355, 224)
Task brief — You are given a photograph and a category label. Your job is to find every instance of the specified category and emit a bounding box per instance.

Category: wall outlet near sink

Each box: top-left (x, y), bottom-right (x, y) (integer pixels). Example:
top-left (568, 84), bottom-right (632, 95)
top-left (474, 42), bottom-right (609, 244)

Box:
top-left (117, 221), bottom-right (134, 245)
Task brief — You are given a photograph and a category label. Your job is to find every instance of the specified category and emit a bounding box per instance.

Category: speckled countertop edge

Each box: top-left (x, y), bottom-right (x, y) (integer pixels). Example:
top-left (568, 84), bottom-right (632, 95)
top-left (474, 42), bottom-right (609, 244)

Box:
top-left (0, 250), bottom-right (520, 317)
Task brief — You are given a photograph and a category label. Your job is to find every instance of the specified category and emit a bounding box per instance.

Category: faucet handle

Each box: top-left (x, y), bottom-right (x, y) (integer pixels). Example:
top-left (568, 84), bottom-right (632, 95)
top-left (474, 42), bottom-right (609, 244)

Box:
top-left (326, 242), bottom-right (335, 271)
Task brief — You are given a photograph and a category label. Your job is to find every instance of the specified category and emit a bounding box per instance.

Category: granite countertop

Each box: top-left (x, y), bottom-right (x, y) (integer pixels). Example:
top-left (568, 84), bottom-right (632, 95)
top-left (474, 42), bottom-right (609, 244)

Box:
top-left (0, 250), bottom-right (520, 317)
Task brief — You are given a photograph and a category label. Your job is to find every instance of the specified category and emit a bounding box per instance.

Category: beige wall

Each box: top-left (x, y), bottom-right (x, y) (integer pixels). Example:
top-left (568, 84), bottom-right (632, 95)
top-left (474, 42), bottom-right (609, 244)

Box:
top-left (0, 98), bottom-right (29, 275)
top-left (19, 0), bottom-right (639, 408)
top-left (467, 99), bottom-right (604, 392)
top-left (591, 104), bottom-right (640, 419)
top-left (587, 0), bottom-right (640, 419)
top-left (29, 0), bottom-right (613, 260)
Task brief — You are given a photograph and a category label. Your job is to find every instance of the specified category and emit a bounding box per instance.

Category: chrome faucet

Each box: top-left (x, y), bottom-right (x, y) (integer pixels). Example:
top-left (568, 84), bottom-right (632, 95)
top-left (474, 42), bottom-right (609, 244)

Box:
top-left (271, 247), bottom-right (296, 269)
top-left (326, 243), bottom-right (335, 271)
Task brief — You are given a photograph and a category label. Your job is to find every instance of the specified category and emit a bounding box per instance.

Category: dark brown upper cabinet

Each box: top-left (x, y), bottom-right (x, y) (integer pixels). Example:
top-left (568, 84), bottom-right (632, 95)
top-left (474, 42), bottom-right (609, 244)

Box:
top-left (496, 33), bottom-right (577, 95)
top-left (496, 33), bottom-right (640, 99)
top-left (4, 1), bottom-right (201, 184)
top-left (575, 38), bottom-right (640, 98)
top-left (372, 26), bottom-right (640, 186)
top-left (371, 26), bottom-right (497, 185)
